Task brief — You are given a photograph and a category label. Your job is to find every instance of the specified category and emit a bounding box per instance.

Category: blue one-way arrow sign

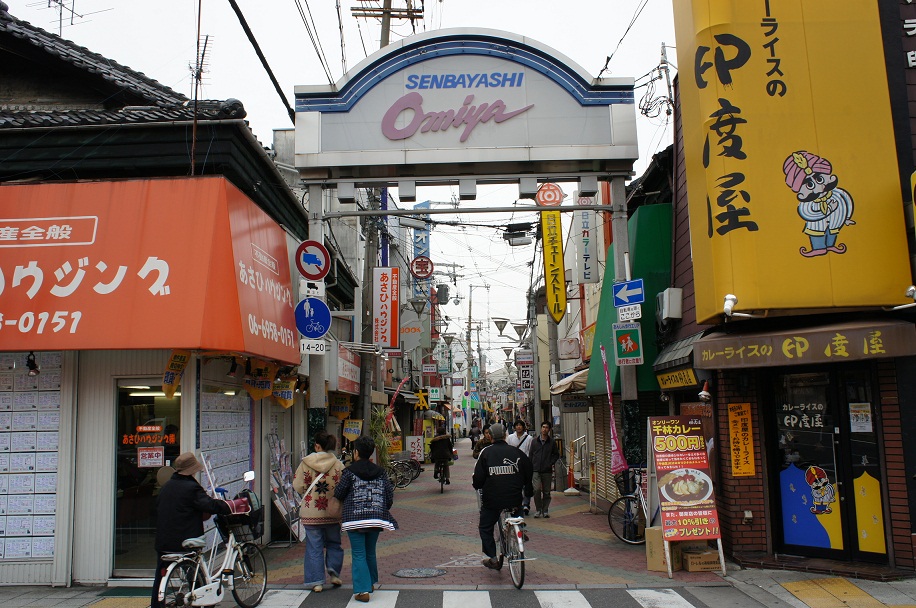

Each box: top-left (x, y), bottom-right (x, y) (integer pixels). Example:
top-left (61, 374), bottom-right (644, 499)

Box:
top-left (613, 279), bottom-right (645, 307)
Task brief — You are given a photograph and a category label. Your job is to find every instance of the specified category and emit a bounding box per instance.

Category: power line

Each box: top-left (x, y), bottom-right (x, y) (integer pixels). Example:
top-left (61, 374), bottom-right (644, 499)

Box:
top-left (597, 0), bottom-right (650, 77)
top-left (292, 0), bottom-right (335, 85)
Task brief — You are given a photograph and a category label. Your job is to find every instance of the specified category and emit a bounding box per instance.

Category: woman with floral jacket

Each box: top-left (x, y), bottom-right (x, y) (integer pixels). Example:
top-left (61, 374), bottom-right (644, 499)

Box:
top-left (334, 436), bottom-right (398, 603)
top-left (292, 431), bottom-right (345, 593)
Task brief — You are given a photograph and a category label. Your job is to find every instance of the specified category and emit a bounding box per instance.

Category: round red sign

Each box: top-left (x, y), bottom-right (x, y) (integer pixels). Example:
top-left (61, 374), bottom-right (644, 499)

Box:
top-left (409, 255), bottom-right (434, 279)
top-left (536, 182), bottom-right (565, 206)
top-left (295, 240), bottom-right (331, 281)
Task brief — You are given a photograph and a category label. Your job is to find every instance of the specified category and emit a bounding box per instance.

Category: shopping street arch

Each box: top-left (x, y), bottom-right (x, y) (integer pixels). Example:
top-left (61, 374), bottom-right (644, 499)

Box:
top-left (294, 28), bottom-right (642, 418)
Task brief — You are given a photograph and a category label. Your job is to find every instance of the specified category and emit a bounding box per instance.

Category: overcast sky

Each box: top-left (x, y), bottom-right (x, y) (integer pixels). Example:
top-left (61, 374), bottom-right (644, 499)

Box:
top-left (12, 0), bottom-right (679, 373)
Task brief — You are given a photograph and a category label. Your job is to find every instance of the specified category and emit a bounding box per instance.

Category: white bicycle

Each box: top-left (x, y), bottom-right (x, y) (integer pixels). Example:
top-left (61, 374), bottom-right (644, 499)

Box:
top-left (158, 472), bottom-right (267, 607)
top-left (496, 508), bottom-right (530, 589)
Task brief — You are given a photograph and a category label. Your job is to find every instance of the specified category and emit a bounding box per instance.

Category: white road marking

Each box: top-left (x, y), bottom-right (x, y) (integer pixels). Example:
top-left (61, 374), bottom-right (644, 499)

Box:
top-left (628, 588), bottom-right (696, 608)
top-left (345, 589), bottom-right (399, 608)
top-left (257, 589), bottom-right (310, 607)
top-left (444, 590), bottom-right (493, 608)
top-left (535, 590), bottom-right (592, 608)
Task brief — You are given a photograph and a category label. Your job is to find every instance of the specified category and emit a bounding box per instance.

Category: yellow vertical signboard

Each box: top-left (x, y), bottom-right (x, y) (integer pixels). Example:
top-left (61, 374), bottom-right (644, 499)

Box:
top-left (727, 403), bottom-right (755, 477)
top-left (673, 1), bottom-right (911, 323)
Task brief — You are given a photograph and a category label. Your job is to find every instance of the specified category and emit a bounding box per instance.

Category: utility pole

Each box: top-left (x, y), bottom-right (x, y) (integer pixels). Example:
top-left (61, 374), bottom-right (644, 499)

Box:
top-left (609, 176), bottom-right (641, 463)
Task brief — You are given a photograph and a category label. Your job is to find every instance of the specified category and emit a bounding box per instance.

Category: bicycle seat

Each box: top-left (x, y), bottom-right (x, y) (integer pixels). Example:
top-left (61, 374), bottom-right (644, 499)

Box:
top-left (182, 536), bottom-right (208, 549)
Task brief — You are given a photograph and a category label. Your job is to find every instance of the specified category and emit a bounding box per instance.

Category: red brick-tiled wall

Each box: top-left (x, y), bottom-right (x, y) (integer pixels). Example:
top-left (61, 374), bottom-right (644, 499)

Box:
top-left (713, 372), bottom-right (768, 556)
top-left (878, 360), bottom-right (914, 569)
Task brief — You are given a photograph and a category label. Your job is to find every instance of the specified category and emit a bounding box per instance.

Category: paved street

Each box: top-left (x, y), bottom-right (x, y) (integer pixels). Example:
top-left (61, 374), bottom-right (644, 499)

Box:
top-left (3, 437), bottom-right (916, 606)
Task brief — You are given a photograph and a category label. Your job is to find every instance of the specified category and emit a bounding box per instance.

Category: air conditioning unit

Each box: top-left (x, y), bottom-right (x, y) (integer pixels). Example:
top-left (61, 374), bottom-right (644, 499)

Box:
top-left (656, 288), bottom-right (683, 322)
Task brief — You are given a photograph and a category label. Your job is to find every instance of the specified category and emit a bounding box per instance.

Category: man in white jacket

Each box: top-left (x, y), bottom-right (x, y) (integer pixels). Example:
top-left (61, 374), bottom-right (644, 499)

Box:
top-left (506, 419), bottom-right (533, 514)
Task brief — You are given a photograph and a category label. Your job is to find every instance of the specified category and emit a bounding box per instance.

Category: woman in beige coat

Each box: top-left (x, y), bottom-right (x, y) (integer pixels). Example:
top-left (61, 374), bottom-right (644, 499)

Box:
top-left (292, 430), bottom-right (345, 593)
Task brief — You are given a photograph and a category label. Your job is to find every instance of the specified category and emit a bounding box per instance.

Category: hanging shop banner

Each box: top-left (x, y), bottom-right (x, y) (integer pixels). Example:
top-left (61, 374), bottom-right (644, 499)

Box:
top-left (372, 267), bottom-right (401, 349)
top-left (329, 393), bottom-right (352, 420)
top-left (334, 345), bottom-right (361, 395)
top-left (271, 377), bottom-right (296, 409)
top-left (599, 346), bottom-right (628, 475)
top-left (162, 350), bottom-right (191, 398)
top-left (342, 419), bottom-right (363, 441)
top-left (0, 177), bottom-right (298, 362)
top-left (672, 1), bottom-right (911, 323)
top-left (572, 194), bottom-right (600, 285)
top-left (244, 359), bottom-right (278, 400)
top-left (649, 415), bottom-right (721, 541)
top-left (727, 403), bottom-right (755, 477)
top-left (540, 209), bottom-right (567, 324)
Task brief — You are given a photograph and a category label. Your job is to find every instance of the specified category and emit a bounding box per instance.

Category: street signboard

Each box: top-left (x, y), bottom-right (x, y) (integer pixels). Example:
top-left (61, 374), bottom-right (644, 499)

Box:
top-left (295, 297), bottom-right (332, 340)
top-left (452, 378), bottom-right (464, 386)
top-left (299, 339), bottom-right (330, 355)
top-left (613, 279), bottom-right (645, 307)
top-left (612, 322), bottom-right (644, 366)
top-left (295, 240), bottom-right (331, 281)
top-left (408, 255), bottom-right (434, 279)
top-left (618, 303), bottom-right (642, 321)
top-left (518, 363), bottom-right (534, 391)
top-left (514, 349), bottom-right (534, 365)
top-left (428, 387), bottom-right (441, 401)
top-left (422, 363), bottom-right (437, 374)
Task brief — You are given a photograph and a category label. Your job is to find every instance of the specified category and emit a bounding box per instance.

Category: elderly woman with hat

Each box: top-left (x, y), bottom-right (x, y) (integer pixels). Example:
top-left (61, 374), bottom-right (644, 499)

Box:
top-left (151, 452), bottom-right (231, 608)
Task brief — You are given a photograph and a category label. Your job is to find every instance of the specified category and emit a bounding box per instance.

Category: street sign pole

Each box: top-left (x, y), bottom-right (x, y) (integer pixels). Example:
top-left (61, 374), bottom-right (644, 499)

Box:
top-left (609, 177), bottom-right (641, 464)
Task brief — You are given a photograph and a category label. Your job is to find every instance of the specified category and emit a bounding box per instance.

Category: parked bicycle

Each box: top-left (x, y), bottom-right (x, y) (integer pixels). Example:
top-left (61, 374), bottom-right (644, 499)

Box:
top-left (158, 472), bottom-right (267, 607)
top-left (495, 508), bottom-right (529, 589)
top-left (384, 459), bottom-right (413, 489)
top-left (608, 467), bottom-right (649, 545)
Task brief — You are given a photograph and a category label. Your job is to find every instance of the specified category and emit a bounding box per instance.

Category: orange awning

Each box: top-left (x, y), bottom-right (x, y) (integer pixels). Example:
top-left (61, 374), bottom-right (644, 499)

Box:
top-left (0, 177), bottom-right (298, 363)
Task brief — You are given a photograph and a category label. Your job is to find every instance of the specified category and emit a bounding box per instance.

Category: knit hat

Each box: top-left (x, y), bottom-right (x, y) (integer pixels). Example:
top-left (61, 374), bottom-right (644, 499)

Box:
top-left (783, 151), bottom-right (832, 193)
top-left (490, 423), bottom-right (506, 440)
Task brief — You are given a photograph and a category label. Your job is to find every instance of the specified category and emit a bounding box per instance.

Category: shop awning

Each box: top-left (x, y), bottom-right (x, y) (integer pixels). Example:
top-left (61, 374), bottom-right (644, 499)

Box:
top-left (653, 331), bottom-right (705, 371)
top-left (693, 319), bottom-right (916, 369)
top-left (549, 368), bottom-right (589, 395)
top-left (0, 177), bottom-right (299, 363)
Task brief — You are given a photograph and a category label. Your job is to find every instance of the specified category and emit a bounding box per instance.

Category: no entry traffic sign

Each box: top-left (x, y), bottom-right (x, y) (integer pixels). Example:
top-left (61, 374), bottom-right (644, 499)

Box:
top-left (295, 240), bottom-right (330, 281)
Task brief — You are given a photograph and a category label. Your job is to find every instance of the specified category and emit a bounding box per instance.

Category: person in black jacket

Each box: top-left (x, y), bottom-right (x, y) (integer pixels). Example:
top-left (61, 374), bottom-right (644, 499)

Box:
top-left (529, 421), bottom-right (560, 518)
top-left (471, 423), bottom-right (533, 569)
top-left (428, 426), bottom-right (454, 483)
top-left (151, 452), bottom-right (231, 608)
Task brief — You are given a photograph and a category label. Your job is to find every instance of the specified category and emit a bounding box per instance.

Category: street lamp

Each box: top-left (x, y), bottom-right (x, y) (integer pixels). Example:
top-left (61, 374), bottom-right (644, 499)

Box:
top-left (409, 297), bottom-right (427, 318)
top-left (493, 317), bottom-right (509, 337)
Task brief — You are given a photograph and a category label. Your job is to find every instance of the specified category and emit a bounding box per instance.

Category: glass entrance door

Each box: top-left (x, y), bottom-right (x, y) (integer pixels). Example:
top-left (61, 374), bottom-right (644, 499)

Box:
top-left (773, 368), bottom-right (886, 561)
top-left (113, 379), bottom-right (181, 575)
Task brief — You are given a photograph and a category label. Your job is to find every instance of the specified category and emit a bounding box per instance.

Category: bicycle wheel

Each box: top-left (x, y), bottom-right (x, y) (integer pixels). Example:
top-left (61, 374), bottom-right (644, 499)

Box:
top-left (407, 458), bottom-right (422, 480)
top-left (161, 558), bottom-right (205, 608)
top-left (395, 461), bottom-right (414, 487)
top-left (608, 495), bottom-right (646, 545)
top-left (506, 526), bottom-right (525, 589)
top-left (390, 463), bottom-right (411, 489)
top-left (232, 542), bottom-right (268, 608)
top-left (494, 513), bottom-right (506, 570)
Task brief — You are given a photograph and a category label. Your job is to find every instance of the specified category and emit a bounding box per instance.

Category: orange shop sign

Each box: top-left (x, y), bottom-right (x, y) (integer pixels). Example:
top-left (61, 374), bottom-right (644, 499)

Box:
top-left (0, 177), bottom-right (298, 363)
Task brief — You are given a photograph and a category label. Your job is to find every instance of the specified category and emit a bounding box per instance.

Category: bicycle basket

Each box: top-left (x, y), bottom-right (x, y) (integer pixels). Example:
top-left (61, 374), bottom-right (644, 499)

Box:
top-left (214, 490), bottom-right (264, 542)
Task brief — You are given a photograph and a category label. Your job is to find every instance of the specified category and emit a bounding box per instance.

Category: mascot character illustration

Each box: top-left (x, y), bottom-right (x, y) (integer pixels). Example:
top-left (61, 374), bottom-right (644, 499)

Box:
top-left (805, 465), bottom-right (836, 515)
top-left (783, 151), bottom-right (855, 257)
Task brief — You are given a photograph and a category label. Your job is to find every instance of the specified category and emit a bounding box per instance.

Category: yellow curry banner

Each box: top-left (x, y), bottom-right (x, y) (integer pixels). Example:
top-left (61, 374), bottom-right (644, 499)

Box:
top-left (727, 403), bottom-right (755, 477)
top-left (673, 0), bottom-right (911, 323)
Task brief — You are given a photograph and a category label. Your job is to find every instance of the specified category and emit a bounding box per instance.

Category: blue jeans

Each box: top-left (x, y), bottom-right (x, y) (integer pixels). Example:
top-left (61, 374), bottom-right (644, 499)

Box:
top-left (347, 529), bottom-right (380, 594)
top-left (304, 524), bottom-right (343, 587)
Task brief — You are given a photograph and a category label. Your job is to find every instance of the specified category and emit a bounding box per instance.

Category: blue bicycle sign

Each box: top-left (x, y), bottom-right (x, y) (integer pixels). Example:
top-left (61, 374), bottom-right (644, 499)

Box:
top-left (295, 297), bottom-right (331, 340)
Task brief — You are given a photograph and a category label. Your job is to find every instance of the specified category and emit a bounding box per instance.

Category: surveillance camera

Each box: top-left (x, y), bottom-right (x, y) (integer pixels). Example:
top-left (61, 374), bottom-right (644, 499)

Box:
top-left (723, 294), bottom-right (738, 317)
top-left (698, 389), bottom-right (712, 402)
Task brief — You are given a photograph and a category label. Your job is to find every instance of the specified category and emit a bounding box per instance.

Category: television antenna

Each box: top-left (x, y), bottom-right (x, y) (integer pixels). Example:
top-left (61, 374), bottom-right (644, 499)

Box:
top-left (33, 1), bottom-right (113, 36)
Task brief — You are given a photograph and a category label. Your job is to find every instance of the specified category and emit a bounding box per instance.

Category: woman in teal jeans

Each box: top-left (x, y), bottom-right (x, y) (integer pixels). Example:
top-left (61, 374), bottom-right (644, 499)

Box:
top-left (334, 435), bottom-right (398, 602)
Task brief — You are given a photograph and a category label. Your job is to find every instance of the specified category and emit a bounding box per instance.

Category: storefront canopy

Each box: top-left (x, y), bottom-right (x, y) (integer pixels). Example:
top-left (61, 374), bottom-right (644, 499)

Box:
top-left (0, 177), bottom-right (299, 363)
top-left (693, 320), bottom-right (916, 369)
top-left (550, 368), bottom-right (589, 395)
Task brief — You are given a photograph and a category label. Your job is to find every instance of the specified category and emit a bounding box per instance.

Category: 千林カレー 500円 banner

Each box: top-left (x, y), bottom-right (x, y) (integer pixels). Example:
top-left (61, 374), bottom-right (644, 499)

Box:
top-left (673, 0), bottom-right (911, 323)
top-left (0, 177), bottom-right (298, 363)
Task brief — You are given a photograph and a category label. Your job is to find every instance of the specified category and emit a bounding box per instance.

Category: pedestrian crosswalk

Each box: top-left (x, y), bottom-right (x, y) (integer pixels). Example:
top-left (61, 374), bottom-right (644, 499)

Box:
top-left (254, 587), bottom-right (721, 608)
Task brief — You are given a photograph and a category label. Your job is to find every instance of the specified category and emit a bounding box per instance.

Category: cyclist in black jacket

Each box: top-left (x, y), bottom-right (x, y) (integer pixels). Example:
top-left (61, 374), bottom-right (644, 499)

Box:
top-left (471, 423), bottom-right (533, 569)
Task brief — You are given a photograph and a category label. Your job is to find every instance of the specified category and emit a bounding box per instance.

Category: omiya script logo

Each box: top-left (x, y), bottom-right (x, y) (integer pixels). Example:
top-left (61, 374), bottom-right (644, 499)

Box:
top-left (381, 92), bottom-right (533, 143)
